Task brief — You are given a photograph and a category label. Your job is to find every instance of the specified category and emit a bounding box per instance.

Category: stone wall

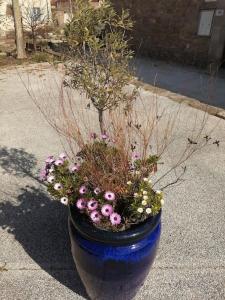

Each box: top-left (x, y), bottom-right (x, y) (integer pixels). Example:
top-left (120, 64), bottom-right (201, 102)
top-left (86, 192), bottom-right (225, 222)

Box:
top-left (112, 0), bottom-right (212, 66)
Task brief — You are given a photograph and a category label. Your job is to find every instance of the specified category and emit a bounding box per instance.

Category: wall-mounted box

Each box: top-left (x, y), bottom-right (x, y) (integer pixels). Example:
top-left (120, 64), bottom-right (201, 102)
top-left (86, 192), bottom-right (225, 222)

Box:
top-left (198, 10), bottom-right (214, 36)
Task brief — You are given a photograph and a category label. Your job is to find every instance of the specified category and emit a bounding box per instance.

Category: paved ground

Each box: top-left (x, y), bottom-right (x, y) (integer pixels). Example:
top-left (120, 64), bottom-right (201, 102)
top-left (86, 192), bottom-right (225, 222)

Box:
top-left (134, 57), bottom-right (225, 109)
top-left (0, 64), bottom-right (225, 300)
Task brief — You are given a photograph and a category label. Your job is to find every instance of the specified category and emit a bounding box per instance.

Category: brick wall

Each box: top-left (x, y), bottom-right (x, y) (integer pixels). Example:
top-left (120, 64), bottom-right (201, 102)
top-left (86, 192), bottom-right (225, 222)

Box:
top-left (112, 0), bottom-right (211, 66)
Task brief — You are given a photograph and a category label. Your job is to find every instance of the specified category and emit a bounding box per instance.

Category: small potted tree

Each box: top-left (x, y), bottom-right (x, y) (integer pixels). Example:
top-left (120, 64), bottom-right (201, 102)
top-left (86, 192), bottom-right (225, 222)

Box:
top-left (38, 1), bottom-right (218, 299)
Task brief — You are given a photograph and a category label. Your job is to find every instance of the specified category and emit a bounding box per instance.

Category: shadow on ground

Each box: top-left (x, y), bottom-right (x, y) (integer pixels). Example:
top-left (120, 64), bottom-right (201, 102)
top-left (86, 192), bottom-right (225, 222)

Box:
top-left (0, 147), bottom-right (38, 179)
top-left (0, 147), bottom-right (88, 299)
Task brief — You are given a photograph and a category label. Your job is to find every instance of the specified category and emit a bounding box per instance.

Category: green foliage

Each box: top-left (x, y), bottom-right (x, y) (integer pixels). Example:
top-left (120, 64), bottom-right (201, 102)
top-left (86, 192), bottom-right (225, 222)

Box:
top-left (134, 155), bottom-right (159, 176)
top-left (78, 141), bottom-right (123, 174)
top-left (64, 0), bottom-right (137, 132)
top-left (128, 181), bottom-right (163, 222)
top-left (47, 160), bottom-right (79, 200)
top-left (31, 52), bottom-right (52, 63)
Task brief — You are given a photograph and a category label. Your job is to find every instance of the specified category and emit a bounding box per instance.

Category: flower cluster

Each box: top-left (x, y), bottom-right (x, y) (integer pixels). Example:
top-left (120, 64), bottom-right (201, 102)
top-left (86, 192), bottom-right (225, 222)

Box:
top-left (40, 137), bottom-right (163, 231)
top-left (128, 178), bottom-right (163, 220)
top-left (76, 189), bottom-right (121, 225)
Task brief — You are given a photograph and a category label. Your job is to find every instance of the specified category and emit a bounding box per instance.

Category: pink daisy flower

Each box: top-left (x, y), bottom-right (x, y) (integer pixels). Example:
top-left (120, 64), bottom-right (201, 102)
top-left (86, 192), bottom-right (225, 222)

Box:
top-left (94, 187), bottom-right (101, 195)
top-left (101, 204), bottom-right (113, 217)
top-left (90, 211), bottom-right (102, 223)
top-left (110, 213), bottom-right (121, 225)
top-left (45, 155), bottom-right (54, 164)
top-left (132, 152), bottom-right (141, 160)
top-left (59, 153), bottom-right (67, 160)
top-left (39, 169), bottom-right (47, 181)
top-left (54, 183), bottom-right (63, 190)
top-left (70, 164), bottom-right (80, 172)
top-left (79, 185), bottom-right (87, 194)
top-left (87, 199), bottom-right (98, 211)
top-left (55, 159), bottom-right (63, 166)
top-left (76, 198), bottom-right (86, 210)
top-left (101, 133), bottom-right (109, 140)
top-left (104, 191), bottom-right (115, 201)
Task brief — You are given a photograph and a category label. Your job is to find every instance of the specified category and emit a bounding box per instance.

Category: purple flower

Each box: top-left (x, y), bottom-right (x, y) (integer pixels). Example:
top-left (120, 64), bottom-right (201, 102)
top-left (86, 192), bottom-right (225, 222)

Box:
top-left (79, 185), bottom-right (87, 194)
top-left (104, 191), bottom-right (115, 201)
top-left (101, 133), bottom-right (109, 140)
top-left (54, 183), bottom-right (63, 190)
top-left (47, 175), bottom-right (55, 183)
top-left (59, 153), bottom-right (67, 160)
top-left (39, 168), bottom-right (47, 181)
top-left (132, 152), bottom-right (141, 160)
top-left (90, 132), bottom-right (97, 139)
top-left (70, 164), bottom-right (80, 172)
top-left (101, 204), bottom-right (113, 217)
top-left (60, 197), bottom-right (68, 205)
top-left (55, 159), bottom-right (63, 166)
top-left (87, 199), bottom-right (98, 211)
top-left (94, 187), bottom-right (101, 195)
top-left (45, 155), bottom-right (54, 164)
top-left (90, 210), bottom-right (102, 223)
top-left (110, 213), bottom-right (121, 225)
top-left (76, 198), bottom-right (86, 209)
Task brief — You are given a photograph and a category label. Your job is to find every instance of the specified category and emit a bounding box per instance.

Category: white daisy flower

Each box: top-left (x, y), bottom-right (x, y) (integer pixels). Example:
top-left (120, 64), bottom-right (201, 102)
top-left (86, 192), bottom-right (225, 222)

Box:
top-left (49, 167), bottom-right (54, 173)
top-left (146, 208), bottom-right (152, 214)
top-left (127, 181), bottom-right (132, 185)
top-left (134, 193), bottom-right (139, 198)
top-left (47, 175), bottom-right (55, 183)
top-left (156, 190), bottom-right (162, 195)
top-left (142, 190), bottom-right (148, 195)
top-left (60, 197), bottom-right (68, 205)
top-left (143, 195), bottom-right (148, 201)
top-left (54, 183), bottom-right (63, 191)
top-left (143, 178), bottom-right (148, 182)
top-left (142, 200), bottom-right (147, 206)
top-left (137, 207), bottom-right (144, 213)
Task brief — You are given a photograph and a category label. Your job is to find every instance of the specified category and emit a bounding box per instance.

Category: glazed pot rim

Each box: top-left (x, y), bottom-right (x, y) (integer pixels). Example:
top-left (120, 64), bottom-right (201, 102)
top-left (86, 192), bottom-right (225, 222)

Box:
top-left (69, 204), bottom-right (161, 246)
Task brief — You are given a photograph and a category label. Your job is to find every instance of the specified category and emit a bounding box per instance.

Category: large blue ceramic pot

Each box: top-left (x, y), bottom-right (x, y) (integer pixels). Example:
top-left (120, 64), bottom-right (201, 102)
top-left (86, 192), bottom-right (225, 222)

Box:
top-left (68, 205), bottom-right (161, 300)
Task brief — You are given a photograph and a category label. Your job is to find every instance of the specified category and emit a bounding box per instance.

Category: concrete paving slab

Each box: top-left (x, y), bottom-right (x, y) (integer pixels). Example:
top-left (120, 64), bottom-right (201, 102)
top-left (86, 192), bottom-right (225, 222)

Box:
top-left (1, 267), bottom-right (225, 300)
top-left (134, 57), bottom-right (225, 109)
top-left (0, 64), bottom-right (225, 300)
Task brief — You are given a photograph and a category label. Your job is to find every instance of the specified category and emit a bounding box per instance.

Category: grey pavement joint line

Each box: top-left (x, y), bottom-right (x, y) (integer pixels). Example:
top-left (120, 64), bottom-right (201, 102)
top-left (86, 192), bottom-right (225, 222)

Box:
top-left (2, 265), bottom-right (225, 271)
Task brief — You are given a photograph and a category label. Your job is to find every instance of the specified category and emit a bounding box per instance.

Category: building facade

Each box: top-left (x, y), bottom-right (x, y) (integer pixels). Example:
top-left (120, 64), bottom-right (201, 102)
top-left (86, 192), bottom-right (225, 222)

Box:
top-left (0, 0), bottom-right (52, 38)
top-left (51, 0), bottom-right (100, 26)
top-left (112, 0), bottom-right (225, 68)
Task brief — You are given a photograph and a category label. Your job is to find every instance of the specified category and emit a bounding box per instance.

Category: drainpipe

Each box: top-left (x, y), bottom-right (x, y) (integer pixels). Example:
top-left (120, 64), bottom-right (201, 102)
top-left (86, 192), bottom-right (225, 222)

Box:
top-left (208, 0), bottom-right (225, 72)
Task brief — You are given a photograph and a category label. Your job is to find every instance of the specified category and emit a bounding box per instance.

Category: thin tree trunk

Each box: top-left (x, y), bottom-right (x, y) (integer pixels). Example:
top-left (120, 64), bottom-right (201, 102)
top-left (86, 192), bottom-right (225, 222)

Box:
top-left (32, 29), bottom-right (36, 52)
top-left (98, 109), bottom-right (104, 134)
top-left (12, 0), bottom-right (26, 59)
top-left (69, 0), bottom-right (73, 16)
